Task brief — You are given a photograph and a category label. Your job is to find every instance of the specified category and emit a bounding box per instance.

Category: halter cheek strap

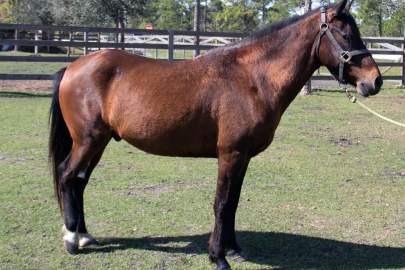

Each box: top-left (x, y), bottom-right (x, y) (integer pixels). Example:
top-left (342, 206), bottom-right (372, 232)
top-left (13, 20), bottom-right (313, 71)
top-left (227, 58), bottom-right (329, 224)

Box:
top-left (315, 6), bottom-right (370, 85)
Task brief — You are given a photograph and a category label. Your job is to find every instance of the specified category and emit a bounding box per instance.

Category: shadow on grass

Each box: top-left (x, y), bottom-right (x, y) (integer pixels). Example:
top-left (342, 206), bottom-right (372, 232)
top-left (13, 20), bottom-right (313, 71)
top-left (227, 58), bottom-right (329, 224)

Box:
top-left (83, 231), bottom-right (405, 269)
top-left (0, 91), bottom-right (51, 98)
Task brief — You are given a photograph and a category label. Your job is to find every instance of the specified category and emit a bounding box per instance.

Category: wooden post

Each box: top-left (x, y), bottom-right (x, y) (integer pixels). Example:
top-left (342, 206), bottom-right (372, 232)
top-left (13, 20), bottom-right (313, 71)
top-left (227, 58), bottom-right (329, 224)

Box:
top-left (84, 31), bottom-right (88, 55)
top-left (121, 28), bottom-right (125, 50)
top-left (401, 33), bottom-right (405, 86)
top-left (34, 31), bottom-right (39, 55)
top-left (168, 30), bottom-right (174, 61)
top-left (194, 0), bottom-right (201, 57)
top-left (67, 32), bottom-right (73, 56)
top-left (300, 0), bottom-right (312, 95)
top-left (14, 29), bottom-right (19, 52)
top-left (98, 32), bottom-right (101, 51)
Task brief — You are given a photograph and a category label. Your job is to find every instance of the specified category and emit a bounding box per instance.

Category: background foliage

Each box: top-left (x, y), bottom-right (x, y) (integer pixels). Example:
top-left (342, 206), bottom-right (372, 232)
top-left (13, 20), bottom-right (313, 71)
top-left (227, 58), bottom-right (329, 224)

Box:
top-left (0, 0), bottom-right (403, 35)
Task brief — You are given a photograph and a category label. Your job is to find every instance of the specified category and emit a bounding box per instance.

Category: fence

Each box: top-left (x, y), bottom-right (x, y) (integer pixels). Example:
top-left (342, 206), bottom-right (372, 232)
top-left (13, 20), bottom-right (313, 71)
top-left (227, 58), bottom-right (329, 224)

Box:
top-left (0, 23), bottom-right (404, 86)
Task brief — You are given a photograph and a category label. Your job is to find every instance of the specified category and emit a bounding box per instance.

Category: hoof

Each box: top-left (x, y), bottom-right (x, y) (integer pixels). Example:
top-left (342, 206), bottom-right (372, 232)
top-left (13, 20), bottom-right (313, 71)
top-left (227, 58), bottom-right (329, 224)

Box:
top-left (62, 225), bottom-right (79, 254)
top-left (226, 249), bottom-right (246, 262)
top-left (64, 240), bottom-right (79, 254)
top-left (79, 234), bottom-right (99, 248)
top-left (209, 257), bottom-right (231, 270)
top-left (216, 259), bottom-right (232, 270)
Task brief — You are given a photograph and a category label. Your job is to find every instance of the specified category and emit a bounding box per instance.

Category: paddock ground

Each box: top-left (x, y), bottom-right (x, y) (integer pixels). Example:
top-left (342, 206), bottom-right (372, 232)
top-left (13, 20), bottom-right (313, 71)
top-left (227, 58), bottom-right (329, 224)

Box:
top-left (0, 89), bottom-right (404, 270)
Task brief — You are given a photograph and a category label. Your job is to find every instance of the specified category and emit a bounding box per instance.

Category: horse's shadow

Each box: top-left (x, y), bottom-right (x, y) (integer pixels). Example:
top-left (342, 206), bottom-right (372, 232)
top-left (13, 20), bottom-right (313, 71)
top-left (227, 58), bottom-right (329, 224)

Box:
top-left (83, 231), bottom-right (405, 269)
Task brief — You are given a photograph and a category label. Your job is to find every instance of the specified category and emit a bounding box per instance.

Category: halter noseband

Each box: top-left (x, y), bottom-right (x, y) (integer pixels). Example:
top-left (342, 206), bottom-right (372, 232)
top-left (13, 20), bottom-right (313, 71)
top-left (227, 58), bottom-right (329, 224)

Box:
top-left (315, 6), bottom-right (370, 86)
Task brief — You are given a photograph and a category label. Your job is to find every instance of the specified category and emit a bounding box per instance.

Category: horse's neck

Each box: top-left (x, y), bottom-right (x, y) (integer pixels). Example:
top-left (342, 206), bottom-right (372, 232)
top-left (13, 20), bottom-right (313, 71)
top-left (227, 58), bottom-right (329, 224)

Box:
top-left (242, 14), bottom-right (321, 112)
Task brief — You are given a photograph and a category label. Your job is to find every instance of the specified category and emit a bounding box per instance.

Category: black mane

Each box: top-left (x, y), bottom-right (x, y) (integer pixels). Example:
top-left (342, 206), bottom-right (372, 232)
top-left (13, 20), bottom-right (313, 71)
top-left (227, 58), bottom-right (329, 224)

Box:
top-left (248, 5), bottom-right (336, 40)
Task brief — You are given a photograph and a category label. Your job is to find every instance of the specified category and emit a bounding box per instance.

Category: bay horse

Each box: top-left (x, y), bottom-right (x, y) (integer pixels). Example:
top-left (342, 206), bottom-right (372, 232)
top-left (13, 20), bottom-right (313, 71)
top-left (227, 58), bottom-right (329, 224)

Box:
top-left (49, 1), bottom-right (382, 269)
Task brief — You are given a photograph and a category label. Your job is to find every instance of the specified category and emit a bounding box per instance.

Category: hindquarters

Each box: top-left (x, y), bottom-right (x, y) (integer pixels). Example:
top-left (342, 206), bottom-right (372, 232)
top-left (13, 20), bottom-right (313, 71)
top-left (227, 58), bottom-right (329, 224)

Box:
top-left (49, 60), bottom-right (113, 253)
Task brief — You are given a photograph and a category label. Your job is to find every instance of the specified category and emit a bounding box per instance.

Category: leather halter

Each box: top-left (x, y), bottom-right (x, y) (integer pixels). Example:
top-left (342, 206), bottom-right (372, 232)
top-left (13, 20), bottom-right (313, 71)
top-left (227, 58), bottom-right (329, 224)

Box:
top-left (315, 6), bottom-right (370, 85)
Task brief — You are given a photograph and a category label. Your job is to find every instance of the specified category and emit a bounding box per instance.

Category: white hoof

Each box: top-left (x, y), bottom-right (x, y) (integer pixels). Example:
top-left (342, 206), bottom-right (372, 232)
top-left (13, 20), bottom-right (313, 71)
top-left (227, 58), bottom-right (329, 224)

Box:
top-left (62, 225), bottom-right (79, 254)
top-left (79, 233), bottom-right (98, 247)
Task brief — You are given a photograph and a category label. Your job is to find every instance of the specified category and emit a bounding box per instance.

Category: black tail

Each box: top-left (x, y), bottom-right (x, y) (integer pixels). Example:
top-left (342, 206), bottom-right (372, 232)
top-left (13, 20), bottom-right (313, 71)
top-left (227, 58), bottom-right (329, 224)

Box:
top-left (49, 67), bottom-right (70, 212)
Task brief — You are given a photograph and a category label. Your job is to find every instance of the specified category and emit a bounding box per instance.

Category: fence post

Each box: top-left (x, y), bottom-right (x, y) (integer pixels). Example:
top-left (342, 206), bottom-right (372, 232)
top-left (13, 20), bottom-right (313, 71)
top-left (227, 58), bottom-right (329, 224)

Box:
top-left (34, 31), bottom-right (39, 55)
top-left (300, 0), bottom-right (312, 95)
top-left (168, 30), bottom-right (174, 61)
top-left (402, 30), bottom-right (405, 87)
top-left (193, 0), bottom-right (201, 57)
top-left (195, 30), bottom-right (200, 57)
top-left (98, 32), bottom-right (101, 51)
top-left (84, 31), bottom-right (88, 55)
top-left (14, 29), bottom-right (19, 52)
top-left (121, 28), bottom-right (125, 50)
top-left (67, 32), bottom-right (72, 56)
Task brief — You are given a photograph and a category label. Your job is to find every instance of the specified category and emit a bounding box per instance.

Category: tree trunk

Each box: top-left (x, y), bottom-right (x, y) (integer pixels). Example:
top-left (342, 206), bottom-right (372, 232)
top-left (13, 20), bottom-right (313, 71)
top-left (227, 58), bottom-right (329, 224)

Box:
top-left (300, 0), bottom-right (312, 96)
top-left (262, 1), bottom-right (267, 24)
top-left (378, 4), bottom-right (383, 36)
top-left (194, 0), bottom-right (201, 57)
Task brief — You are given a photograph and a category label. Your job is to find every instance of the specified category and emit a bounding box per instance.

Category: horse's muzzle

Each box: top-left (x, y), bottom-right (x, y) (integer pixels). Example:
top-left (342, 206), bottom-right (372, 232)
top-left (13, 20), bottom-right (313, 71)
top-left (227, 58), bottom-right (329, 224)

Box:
top-left (357, 75), bottom-right (383, 97)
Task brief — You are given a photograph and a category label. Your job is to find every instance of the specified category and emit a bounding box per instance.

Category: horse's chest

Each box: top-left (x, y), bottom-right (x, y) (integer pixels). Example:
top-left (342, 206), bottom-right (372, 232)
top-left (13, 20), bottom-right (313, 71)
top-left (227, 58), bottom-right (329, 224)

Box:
top-left (248, 120), bottom-right (277, 155)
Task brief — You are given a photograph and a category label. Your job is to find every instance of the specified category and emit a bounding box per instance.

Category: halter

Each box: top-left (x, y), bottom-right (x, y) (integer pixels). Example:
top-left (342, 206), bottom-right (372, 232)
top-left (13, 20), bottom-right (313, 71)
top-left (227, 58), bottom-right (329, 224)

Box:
top-left (315, 6), bottom-right (370, 88)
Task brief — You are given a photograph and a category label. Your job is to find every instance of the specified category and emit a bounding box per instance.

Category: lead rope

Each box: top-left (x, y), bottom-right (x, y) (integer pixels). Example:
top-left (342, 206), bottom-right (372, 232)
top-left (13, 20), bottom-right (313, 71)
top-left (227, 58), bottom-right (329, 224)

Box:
top-left (344, 86), bottom-right (405, 128)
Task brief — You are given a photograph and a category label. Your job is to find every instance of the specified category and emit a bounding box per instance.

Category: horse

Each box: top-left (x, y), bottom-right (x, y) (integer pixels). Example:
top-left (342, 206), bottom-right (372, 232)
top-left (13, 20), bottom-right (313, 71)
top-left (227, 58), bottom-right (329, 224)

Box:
top-left (49, 1), bottom-right (382, 269)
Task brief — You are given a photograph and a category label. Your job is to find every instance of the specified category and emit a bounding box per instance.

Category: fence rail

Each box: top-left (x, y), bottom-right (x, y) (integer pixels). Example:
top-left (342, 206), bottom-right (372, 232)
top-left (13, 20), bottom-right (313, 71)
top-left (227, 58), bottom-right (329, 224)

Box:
top-left (1, 23), bottom-right (404, 85)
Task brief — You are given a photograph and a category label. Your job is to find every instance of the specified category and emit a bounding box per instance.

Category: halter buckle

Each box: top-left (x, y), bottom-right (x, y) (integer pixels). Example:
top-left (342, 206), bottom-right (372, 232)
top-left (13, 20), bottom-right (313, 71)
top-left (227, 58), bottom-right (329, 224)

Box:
top-left (320, 23), bottom-right (329, 31)
top-left (340, 51), bottom-right (352, 63)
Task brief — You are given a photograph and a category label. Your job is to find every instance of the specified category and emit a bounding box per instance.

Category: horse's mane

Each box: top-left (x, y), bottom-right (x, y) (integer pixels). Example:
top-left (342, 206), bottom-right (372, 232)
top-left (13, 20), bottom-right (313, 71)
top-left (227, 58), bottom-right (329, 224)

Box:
top-left (249, 7), bottom-right (326, 41)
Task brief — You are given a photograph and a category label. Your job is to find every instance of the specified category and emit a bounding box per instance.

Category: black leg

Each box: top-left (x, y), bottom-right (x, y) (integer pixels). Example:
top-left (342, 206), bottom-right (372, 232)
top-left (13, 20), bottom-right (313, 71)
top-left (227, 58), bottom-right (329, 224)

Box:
top-left (209, 151), bottom-right (249, 270)
top-left (76, 149), bottom-right (106, 247)
top-left (59, 143), bottom-right (94, 254)
top-left (224, 159), bottom-right (249, 259)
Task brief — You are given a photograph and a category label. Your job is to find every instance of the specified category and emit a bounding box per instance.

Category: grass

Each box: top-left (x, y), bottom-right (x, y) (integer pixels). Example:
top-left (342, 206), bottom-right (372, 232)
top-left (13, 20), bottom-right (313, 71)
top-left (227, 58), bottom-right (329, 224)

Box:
top-left (0, 89), bottom-right (404, 270)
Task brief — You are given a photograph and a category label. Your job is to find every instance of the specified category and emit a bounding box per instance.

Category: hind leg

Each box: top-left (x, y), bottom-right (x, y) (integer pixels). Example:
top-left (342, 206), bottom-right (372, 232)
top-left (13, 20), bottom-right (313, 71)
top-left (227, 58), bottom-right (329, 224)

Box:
top-left (76, 148), bottom-right (108, 248)
top-left (60, 138), bottom-right (109, 254)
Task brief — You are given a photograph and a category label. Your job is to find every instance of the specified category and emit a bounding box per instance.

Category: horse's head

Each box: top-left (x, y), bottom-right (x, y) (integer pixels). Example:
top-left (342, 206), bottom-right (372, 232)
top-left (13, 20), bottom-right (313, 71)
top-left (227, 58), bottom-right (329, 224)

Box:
top-left (317, 0), bottom-right (382, 97)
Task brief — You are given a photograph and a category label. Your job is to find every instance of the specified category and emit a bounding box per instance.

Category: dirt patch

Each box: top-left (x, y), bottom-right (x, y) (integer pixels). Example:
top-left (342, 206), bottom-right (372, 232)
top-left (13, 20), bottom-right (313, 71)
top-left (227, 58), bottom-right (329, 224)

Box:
top-left (0, 80), bottom-right (52, 93)
top-left (330, 137), bottom-right (359, 147)
top-left (125, 181), bottom-right (204, 197)
top-left (127, 184), bottom-right (174, 197)
top-left (387, 172), bottom-right (405, 178)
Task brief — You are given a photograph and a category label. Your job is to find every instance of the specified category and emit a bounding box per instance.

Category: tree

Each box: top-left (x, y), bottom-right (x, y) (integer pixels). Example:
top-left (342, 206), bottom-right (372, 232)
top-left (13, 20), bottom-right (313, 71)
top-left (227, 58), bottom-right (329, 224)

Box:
top-left (0, 0), bottom-right (15, 23)
top-left (357, 0), bottom-right (383, 36)
top-left (11, 0), bottom-right (55, 25)
top-left (149, 0), bottom-right (192, 30)
top-left (212, 1), bottom-right (259, 32)
top-left (251, 0), bottom-right (306, 26)
top-left (204, 0), bottom-right (224, 31)
top-left (382, 1), bottom-right (404, 36)
top-left (356, 0), bottom-right (404, 37)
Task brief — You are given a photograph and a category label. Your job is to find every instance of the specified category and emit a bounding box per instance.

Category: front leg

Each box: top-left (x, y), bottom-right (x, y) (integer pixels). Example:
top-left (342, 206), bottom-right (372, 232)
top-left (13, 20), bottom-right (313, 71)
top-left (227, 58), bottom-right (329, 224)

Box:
top-left (209, 150), bottom-right (249, 270)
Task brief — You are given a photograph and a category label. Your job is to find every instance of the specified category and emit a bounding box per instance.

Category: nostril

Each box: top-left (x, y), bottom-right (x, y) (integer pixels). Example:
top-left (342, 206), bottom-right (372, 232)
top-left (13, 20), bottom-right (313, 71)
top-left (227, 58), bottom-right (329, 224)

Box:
top-left (374, 76), bottom-right (383, 90)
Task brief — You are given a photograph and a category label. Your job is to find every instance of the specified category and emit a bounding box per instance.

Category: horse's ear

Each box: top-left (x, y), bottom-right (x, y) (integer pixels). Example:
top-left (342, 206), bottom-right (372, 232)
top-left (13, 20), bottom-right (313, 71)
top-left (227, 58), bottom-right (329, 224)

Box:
top-left (332, 0), bottom-right (348, 17)
top-left (345, 0), bottom-right (354, 12)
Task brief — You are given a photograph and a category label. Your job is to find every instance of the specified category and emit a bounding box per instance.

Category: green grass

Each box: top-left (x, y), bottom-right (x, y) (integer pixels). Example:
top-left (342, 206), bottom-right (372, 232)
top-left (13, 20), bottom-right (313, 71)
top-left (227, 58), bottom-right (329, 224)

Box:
top-left (0, 89), bottom-right (404, 270)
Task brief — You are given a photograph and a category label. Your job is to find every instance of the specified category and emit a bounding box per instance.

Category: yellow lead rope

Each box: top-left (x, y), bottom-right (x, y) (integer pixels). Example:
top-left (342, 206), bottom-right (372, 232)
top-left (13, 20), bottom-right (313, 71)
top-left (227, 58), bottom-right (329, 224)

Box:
top-left (345, 90), bottom-right (405, 128)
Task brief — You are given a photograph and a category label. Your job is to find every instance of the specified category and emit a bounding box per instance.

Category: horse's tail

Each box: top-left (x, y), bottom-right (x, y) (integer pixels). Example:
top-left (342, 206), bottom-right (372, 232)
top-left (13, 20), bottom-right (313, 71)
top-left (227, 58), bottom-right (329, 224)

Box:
top-left (49, 67), bottom-right (70, 212)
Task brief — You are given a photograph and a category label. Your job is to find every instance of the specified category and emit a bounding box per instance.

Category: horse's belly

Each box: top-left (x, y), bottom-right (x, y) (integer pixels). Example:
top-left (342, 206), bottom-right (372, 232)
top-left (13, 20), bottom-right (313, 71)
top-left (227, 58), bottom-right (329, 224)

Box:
top-left (120, 121), bottom-right (218, 158)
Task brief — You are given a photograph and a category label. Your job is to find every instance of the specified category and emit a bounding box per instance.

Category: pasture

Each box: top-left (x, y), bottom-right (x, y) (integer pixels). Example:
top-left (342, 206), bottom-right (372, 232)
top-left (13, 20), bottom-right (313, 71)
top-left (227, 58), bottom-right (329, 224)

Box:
top-left (0, 89), bottom-right (404, 269)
